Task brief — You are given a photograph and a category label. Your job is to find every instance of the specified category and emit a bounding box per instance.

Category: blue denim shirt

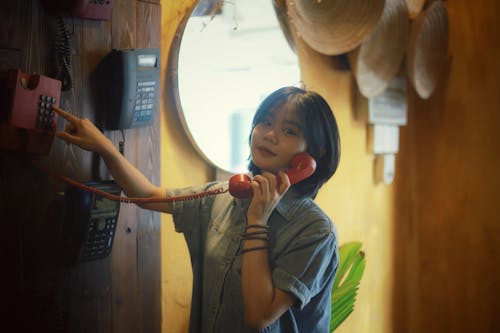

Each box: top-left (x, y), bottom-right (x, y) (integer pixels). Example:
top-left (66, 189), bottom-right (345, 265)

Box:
top-left (167, 182), bottom-right (339, 333)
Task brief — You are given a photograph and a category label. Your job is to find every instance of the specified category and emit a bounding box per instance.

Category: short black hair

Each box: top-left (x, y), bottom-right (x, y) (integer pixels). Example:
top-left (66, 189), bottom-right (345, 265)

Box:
top-left (248, 86), bottom-right (341, 198)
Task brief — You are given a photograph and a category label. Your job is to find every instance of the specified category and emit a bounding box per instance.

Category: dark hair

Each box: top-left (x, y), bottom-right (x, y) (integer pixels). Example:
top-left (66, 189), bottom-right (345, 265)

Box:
top-left (248, 86), bottom-right (341, 198)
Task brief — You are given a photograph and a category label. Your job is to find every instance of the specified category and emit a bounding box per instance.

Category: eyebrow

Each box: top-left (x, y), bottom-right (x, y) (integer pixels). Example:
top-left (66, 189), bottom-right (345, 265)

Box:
top-left (284, 119), bottom-right (303, 131)
top-left (263, 110), bottom-right (303, 130)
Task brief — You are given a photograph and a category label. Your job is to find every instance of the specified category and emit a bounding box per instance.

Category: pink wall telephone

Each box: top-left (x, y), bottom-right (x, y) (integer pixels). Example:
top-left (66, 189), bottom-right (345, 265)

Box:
top-left (0, 69), bottom-right (61, 155)
top-left (229, 152), bottom-right (317, 199)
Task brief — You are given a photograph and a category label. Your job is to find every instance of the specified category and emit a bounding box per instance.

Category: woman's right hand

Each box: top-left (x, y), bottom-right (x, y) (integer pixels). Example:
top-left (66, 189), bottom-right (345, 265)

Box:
top-left (53, 106), bottom-right (114, 155)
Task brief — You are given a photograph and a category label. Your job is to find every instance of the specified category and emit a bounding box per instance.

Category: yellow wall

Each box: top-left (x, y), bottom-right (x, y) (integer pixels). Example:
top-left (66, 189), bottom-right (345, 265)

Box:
top-left (160, 3), bottom-right (211, 332)
top-left (160, 1), bottom-right (394, 332)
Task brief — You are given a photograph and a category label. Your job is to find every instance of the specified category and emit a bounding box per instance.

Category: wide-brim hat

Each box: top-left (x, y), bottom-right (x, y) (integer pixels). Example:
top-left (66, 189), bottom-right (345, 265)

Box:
top-left (406, 0), bottom-right (449, 99)
top-left (286, 0), bottom-right (386, 56)
top-left (348, 0), bottom-right (410, 97)
top-left (273, 0), bottom-right (296, 53)
top-left (406, 0), bottom-right (426, 19)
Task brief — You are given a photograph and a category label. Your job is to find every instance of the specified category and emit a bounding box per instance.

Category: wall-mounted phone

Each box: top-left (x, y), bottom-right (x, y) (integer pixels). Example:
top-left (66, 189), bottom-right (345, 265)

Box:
top-left (98, 48), bottom-right (160, 130)
top-left (42, 0), bottom-right (113, 21)
top-left (229, 152), bottom-right (317, 198)
top-left (59, 181), bottom-right (121, 265)
top-left (0, 69), bottom-right (61, 155)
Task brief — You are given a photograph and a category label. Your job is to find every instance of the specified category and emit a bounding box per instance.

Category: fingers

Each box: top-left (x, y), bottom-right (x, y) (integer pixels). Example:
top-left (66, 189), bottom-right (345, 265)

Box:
top-left (252, 172), bottom-right (281, 198)
top-left (55, 130), bottom-right (83, 145)
top-left (277, 171), bottom-right (291, 195)
top-left (251, 175), bottom-right (268, 198)
top-left (52, 105), bottom-right (80, 124)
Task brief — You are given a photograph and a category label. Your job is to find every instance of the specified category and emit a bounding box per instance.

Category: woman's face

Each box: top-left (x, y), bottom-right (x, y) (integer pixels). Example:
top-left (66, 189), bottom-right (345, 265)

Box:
top-left (250, 103), bottom-right (307, 173)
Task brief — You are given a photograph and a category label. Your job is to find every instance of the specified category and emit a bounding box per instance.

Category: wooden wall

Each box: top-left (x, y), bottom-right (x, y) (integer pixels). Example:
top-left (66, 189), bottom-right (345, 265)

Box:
top-left (393, 0), bottom-right (500, 332)
top-left (1, 1), bottom-right (162, 332)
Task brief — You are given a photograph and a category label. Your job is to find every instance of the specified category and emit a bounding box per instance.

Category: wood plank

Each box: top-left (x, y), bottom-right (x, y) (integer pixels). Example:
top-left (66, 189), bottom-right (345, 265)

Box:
top-left (0, 1), bottom-right (22, 49)
top-left (109, 1), bottom-right (141, 332)
top-left (136, 2), bottom-right (162, 332)
top-left (137, 1), bottom-right (161, 49)
top-left (66, 12), bottom-right (114, 333)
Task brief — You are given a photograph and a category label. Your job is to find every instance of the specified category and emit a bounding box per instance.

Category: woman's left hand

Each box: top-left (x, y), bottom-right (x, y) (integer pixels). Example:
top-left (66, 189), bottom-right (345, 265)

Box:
top-left (246, 171), bottom-right (290, 225)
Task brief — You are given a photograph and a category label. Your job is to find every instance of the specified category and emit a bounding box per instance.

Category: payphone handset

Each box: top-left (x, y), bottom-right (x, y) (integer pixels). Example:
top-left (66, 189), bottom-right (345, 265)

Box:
top-left (101, 48), bottom-right (160, 130)
top-left (0, 69), bottom-right (61, 155)
top-left (60, 180), bottom-right (121, 265)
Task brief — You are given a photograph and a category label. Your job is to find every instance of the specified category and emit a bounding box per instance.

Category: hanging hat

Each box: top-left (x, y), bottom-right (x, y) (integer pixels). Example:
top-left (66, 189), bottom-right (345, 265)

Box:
top-left (406, 0), bottom-right (449, 99)
top-left (405, 0), bottom-right (426, 19)
top-left (286, 0), bottom-right (386, 56)
top-left (348, 0), bottom-right (410, 98)
top-left (273, 0), bottom-right (296, 53)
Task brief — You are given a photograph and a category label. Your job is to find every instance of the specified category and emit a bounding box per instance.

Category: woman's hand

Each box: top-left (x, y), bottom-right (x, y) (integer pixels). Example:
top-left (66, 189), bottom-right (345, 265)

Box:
top-left (53, 106), bottom-right (114, 155)
top-left (246, 171), bottom-right (291, 225)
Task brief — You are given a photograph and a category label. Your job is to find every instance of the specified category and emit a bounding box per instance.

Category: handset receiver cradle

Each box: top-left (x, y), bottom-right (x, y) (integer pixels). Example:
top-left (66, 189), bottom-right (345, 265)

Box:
top-left (228, 152), bottom-right (316, 199)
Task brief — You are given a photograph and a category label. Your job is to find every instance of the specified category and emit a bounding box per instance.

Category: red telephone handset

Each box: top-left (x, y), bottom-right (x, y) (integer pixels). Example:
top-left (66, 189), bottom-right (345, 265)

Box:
top-left (229, 152), bottom-right (317, 199)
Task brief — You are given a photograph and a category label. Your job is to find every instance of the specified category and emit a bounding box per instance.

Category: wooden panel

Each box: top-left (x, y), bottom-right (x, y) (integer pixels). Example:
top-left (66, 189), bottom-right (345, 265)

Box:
top-left (137, 1), bottom-right (161, 49)
top-left (136, 2), bottom-right (162, 332)
top-left (108, 1), bottom-right (141, 332)
top-left (66, 12), bottom-right (114, 333)
top-left (394, 0), bottom-right (500, 332)
top-left (1, 0), bottom-right (161, 331)
top-left (0, 1), bottom-right (24, 49)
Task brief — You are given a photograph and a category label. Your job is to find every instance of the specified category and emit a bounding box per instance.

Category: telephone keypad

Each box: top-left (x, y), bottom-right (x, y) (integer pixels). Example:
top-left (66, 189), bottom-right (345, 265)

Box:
top-left (82, 216), bottom-right (117, 261)
top-left (133, 81), bottom-right (156, 123)
top-left (37, 94), bottom-right (56, 130)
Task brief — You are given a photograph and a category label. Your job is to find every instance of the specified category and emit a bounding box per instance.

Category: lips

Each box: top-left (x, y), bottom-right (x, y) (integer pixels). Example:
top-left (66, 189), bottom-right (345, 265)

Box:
top-left (257, 146), bottom-right (277, 157)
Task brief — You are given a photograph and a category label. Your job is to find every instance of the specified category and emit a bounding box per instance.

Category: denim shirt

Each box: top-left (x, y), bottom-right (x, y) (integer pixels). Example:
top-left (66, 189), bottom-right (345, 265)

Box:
top-left (167, 182), bottom-right (339, 333)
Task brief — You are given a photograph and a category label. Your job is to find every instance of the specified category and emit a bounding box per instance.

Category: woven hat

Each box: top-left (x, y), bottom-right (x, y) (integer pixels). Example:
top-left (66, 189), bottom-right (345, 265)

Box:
top-left (273, 0), bottom-right (296, 53)
top-left (406, 0), bottom-right (449, 99)
top-left (406, 0), bottom-right (426, 19)
top-left (286, 0), bottom-right (385, 56)
top-left (348, 0), bottom-right (410, 97)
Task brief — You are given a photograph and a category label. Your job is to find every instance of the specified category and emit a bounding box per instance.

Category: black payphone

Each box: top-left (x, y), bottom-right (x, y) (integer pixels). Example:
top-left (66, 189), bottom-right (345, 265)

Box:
top-left (59, 181), bottom-right (121, 265)
top-left (99, 48), bottom-right (161, 130)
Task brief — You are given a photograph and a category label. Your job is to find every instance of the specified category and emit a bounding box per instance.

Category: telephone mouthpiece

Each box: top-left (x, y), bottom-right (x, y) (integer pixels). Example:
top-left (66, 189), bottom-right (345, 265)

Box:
top-left (228, 174), bottom-right (253, 199)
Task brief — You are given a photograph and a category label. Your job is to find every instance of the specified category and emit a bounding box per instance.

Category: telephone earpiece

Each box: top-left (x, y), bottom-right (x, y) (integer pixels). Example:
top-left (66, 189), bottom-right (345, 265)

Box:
top-left (228, 152), bottom-right (316, 199)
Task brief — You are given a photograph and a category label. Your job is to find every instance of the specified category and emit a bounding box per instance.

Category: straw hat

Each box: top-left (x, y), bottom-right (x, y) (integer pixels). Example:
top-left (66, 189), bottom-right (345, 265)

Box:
top-left (348, 0), bottom-right (410, 97)
top-left (406, 0), bottom-right (449, 99)
top-left (406, 0), bottom-right (426, 19)
top-left (273, 0), bottom-right (296, 53)
top-left (286, 0), bottom-right (386, 56)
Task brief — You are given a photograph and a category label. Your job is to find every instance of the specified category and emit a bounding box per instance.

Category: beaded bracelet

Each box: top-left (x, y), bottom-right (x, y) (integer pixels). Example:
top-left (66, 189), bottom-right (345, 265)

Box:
top-left (239, 225), bottom-right (270, 254)
top-left (238, 246), bottom-right (268, 255)
top-left (246, 224), bottom-right (269, 230)
top-left (241, 230), bottom-right (269, 241)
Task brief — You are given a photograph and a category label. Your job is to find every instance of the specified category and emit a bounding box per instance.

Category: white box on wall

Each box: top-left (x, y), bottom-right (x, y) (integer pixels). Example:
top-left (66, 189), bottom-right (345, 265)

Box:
top-left (368, 77), bottom-right (408, 126)
top-left (368, 124), bottom-right (400, 154)
top-left (374, 154), bottom-right (396, 185)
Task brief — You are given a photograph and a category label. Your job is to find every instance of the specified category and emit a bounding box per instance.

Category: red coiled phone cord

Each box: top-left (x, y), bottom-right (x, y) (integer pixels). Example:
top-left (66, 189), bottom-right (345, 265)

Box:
top-left (54, 173), bottom-right (228, 204)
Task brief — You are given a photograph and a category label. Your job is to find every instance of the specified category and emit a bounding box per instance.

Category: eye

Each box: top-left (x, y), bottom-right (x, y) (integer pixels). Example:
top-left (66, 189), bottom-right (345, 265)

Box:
top-left (283, 127), bottom-right (298, 136)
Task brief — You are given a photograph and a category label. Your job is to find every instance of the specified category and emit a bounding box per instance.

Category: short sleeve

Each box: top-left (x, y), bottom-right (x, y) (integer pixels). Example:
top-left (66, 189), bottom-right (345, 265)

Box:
top-left (167, 182), bottom-right (218, 234)
top-left (272, 221), bottom-right (338, 310)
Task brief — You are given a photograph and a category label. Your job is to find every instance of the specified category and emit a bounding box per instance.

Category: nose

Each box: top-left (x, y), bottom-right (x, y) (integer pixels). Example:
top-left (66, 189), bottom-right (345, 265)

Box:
top-left (263, 127), bottom-right (278, 144)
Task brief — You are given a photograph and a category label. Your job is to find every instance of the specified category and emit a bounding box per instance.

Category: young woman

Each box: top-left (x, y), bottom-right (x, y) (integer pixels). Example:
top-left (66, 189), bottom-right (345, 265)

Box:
top-left (54, 86), bottom-right (341, 333)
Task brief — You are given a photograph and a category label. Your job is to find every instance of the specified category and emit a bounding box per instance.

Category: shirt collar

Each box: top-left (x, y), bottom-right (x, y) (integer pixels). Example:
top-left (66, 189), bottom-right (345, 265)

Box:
top-left (275, 188), bottom-right (311, 221)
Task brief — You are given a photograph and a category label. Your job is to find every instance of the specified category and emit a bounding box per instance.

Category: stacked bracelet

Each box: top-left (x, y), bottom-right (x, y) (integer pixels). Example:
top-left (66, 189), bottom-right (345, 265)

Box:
top-left (239, 225), bottom-right (269, 255)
